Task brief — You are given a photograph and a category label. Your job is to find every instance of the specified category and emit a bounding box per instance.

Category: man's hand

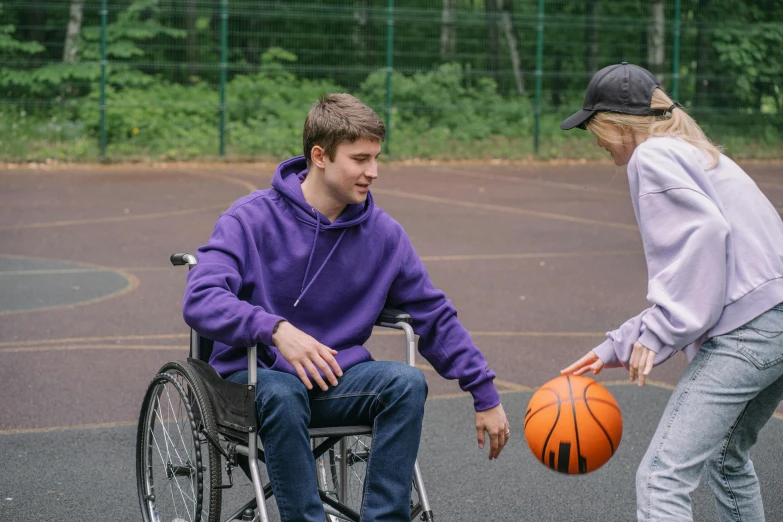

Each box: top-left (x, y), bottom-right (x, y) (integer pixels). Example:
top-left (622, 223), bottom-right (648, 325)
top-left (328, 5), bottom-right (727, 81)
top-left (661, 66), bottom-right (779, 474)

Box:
top-left (629, 341), bottom-right (655, 386)
top-left (272, 321), bottom-right (343, 391)
top-left (475, 403), bottom-right (510, 460)
top-left (561, 350), bottom-right (604, 376)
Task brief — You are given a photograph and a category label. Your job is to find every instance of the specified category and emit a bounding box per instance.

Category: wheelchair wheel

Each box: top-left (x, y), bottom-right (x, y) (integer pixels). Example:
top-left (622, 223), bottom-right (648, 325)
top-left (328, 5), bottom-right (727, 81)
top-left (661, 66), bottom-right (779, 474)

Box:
top-left (137, 361), bottom-right (222, 522)
top-left (316, 434), bottom-right (370, 521)
top-left (315, 434), bottom-right (422, 522)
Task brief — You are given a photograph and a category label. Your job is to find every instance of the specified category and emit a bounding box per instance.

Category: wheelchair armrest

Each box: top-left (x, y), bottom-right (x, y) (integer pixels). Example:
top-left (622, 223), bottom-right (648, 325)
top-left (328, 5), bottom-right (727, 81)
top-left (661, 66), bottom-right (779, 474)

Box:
top-left (374, 307), bottom-right (412, 326)
top-left (170, 252), bottom-right (198, 268)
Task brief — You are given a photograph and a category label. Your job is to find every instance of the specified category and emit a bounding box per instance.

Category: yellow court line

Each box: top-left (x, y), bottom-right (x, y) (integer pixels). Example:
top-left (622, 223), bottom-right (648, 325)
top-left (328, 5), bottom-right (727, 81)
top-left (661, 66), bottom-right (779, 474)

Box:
top-left (0, 254), bottom-right (139, 316)
top-left (3, 383), bottom-right (777, 436)
top-left (0, 268), bottom-right (113, 275)
top-left (182, 170), bottom-right (260, 193)
top-left (0, 344), bottom-right (186, 354)
top-left (0, 333), bottom-right (188, 348)
top-left (431, 168), bottom-right (631, 196)
top-left (0, 249), bottom-right (642, 275)
top-left (420, 249), bottom-right (641, 262)
top-left (0, 420), bottom-right (137, 436)
top-left (372, 188), bottom-right (639, 231)
top-left (0, 331), bottom-right (603, 351)
top-left (0, 171), bottom-right (258, 231)
top-left (0, 203), bottom-right (229, 231)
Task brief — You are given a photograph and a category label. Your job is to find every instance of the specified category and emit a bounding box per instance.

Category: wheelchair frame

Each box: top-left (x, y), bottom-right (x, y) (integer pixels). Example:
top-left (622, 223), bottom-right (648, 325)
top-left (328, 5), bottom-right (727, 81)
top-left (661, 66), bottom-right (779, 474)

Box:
top-left (136, 253), bottom-right (434, 522)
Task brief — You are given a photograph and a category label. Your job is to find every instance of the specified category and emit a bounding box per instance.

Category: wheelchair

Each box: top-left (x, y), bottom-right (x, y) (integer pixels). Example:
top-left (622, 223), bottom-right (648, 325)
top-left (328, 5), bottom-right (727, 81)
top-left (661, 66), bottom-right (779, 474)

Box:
top-left (136, 253), bottom-right (435, 522)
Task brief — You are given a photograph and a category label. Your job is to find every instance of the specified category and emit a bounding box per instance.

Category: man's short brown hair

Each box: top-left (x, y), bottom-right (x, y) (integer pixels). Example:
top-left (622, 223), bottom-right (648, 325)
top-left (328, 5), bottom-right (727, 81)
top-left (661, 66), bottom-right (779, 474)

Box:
top-left (303, 93), bottom-right (386, 165)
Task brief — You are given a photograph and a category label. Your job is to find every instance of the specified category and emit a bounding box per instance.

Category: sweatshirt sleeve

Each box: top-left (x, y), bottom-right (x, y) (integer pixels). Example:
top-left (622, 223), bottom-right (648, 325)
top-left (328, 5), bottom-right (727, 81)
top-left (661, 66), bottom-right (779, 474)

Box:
top-left (594, 185), bottom-right (729, 368)
top-left (387, 235), bottom-right (500, 412)
top-left (183, 213), bottom-right (286, 348)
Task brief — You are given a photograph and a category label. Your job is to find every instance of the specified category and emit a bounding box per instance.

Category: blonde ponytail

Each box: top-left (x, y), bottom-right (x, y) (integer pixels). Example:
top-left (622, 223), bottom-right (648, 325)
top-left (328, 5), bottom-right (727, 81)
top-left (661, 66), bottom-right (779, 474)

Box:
top-left (586, 89), bottom-right (722, 168)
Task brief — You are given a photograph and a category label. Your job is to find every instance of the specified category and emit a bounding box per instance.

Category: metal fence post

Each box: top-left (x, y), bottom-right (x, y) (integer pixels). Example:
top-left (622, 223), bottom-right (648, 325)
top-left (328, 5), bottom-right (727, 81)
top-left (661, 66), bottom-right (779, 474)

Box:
top-left (672, 0), bottom-right (681, 101)
top-left (384, 0), bottom-right (394, 156)
top-left (219, 0), bottom-right (228, 157)
top-left (99, 0), bottom-right (107, 163)
top-left (534, 0), bottom-right (544, 155)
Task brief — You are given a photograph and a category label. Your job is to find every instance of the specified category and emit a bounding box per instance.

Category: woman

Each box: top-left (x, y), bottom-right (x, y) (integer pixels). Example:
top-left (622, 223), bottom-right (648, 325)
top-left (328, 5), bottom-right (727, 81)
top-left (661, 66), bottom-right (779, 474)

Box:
top-left (560, 62), bottom-right (783, 521)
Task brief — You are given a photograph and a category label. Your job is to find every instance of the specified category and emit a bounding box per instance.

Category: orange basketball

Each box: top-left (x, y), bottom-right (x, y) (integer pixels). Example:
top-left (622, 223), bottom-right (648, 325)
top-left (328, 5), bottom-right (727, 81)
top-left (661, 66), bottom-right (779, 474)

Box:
top-left (524, 375), bottom-right (622, 474)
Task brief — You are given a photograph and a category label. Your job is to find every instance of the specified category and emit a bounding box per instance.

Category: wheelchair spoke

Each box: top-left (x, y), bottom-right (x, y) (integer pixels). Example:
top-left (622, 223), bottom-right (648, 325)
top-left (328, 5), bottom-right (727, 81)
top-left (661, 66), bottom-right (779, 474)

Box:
top-left (162, 382), bottom-right (193, 468)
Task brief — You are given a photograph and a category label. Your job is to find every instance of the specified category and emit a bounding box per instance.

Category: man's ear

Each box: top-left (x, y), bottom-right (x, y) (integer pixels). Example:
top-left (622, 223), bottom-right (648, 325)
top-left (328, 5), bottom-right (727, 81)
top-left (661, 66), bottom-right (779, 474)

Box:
top-left (311, 146), bottom-right (326, 169)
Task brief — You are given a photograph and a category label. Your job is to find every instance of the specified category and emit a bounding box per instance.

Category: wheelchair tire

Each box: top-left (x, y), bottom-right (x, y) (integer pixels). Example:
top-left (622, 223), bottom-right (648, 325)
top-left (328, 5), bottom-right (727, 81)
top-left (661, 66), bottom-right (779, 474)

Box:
top-left (137, 361), bottom-right (222, 522)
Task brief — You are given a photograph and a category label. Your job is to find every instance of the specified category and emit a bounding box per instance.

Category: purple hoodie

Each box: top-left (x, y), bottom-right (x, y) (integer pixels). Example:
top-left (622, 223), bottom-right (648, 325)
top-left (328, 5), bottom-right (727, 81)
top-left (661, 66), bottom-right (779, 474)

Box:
top-left (183, 156), bottom-right (500, 411)
top-left (593, 137), bottom-right (783, 367)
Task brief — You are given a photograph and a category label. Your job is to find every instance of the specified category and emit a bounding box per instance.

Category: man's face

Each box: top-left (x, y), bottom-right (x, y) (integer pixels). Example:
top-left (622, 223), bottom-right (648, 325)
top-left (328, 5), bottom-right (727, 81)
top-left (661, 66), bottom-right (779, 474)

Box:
top-left (322, 139), bottom-right (381, 205)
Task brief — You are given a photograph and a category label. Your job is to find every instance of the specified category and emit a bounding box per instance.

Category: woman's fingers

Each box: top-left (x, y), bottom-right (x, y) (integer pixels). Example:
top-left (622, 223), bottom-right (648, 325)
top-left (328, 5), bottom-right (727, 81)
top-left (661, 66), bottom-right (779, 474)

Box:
top-left (561, 351), bottom-right (597, 375)
top-left (638, 349), bottom-right (656, 386)
top-left (629, 343), bottom-right (643, 382)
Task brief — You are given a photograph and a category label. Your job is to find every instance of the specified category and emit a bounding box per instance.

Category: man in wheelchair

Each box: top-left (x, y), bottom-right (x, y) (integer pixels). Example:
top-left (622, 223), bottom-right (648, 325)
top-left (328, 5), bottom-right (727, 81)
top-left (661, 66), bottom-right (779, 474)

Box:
top-left (182, 93), bottom-right (510, 521)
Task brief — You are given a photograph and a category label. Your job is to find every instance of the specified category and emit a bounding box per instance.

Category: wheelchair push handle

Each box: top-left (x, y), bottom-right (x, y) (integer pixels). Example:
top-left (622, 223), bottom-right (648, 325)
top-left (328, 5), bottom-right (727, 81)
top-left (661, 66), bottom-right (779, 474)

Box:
top-left (170, 253), bottom-right (198, 269)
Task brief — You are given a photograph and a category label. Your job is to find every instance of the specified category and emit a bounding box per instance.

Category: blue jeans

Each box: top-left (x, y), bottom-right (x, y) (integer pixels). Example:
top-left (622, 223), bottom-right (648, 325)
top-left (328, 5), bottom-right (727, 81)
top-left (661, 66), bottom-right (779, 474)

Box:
top-left (637, 304), bottom-right (783, 521)
top-left (227, 360), bottom-right (428, 522)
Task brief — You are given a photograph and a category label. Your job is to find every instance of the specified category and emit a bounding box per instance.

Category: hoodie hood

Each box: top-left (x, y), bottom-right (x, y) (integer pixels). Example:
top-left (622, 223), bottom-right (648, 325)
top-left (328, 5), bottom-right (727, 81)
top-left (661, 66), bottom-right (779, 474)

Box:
top-left (271, 155), bottom-right (374, 307)
top-left (271, 155), bottom-right (373, 229)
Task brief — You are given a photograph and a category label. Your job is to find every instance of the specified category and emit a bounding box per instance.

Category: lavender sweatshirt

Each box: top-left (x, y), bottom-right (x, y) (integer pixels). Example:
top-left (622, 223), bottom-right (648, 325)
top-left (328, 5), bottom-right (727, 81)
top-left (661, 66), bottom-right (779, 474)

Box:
top-left (183, 156), bottom-right (500, 411)
top-left (594, 136), bottom-right (783, 368)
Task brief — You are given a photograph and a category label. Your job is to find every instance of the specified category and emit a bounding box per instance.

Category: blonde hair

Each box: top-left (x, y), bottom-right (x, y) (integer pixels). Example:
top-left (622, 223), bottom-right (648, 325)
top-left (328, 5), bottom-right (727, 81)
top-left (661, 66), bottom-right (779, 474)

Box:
top-left (585, 89), bottom-right (722, 168)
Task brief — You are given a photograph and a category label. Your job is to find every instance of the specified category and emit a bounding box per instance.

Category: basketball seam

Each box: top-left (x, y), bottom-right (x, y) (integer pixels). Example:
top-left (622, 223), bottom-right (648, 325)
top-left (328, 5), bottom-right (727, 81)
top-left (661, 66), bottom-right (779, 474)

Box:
top-left (567, 376), bottom-right (584, 474)
top-left (540, 402), bottom-right (560, 466)
top-left (524, 398), bottom-right (620, 427)
top-left (583, 382), bottom-right (618, 455)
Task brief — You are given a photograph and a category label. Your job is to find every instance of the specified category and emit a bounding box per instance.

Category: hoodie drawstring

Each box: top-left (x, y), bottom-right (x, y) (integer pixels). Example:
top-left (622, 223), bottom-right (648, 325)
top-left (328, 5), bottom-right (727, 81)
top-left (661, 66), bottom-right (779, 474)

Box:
top-left (294, 210), bottom-right (348, 307)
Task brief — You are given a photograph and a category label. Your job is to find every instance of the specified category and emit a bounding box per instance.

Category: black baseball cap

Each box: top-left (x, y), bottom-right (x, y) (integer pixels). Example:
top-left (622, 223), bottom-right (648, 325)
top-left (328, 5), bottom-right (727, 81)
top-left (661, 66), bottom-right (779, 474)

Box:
top-left (560, 62), bottom-right (662, 130)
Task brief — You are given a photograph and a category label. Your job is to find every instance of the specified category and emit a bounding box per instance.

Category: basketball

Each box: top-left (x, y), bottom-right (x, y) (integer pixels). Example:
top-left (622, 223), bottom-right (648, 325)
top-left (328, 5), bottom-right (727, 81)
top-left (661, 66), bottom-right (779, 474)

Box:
top-left (524, 375), bottom-right (622, 474)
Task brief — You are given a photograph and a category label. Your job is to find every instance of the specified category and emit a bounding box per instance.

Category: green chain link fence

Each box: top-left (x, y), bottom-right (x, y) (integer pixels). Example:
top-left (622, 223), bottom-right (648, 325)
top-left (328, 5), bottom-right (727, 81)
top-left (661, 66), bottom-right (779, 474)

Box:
top-left (1, 0), bottom-right (781, 163)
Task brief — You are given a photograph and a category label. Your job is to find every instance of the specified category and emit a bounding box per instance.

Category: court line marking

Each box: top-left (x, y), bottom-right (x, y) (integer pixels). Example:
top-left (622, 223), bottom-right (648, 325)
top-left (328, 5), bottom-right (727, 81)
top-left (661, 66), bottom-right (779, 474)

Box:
top-left (0, 344), bottom-right (186, 354)
top-left (0, 268), bottom-right (117, 275)
top-left (0, 254), bottom-right (139, 316)
top-left (372, 188), bottom-right (639, 231)
top-left (0, 171), bottom-right (257, 231)
top-left (428, 167), bottom-right (631, 196)
top-left (0, 249), bottom-right (643, 276)
top-left (420, 249), bottom-right (641, 262)
top-left (0, 333), bottom-right (188, 348)
top-left (0, 331), bottom-right (606, 352)
top-left (3, 381), bottom-right (779, 436)
top-left (0, 203), bottom-right (229, 231)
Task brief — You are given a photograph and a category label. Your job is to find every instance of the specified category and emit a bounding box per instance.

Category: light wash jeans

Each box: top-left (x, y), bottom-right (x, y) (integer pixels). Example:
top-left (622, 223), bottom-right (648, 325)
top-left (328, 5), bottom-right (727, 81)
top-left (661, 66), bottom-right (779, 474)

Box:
top-left (637, 303), bottom-right (783, 521)
top-left (227, 360), bottom-right (428, 522)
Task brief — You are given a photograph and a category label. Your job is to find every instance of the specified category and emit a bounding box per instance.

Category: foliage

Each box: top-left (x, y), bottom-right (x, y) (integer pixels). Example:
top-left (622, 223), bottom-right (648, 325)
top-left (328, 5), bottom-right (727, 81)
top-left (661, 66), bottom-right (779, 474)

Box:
top-left (713, 24), bottom-right (783, 111)
top-left (0, 0), bottom-right (781, 162)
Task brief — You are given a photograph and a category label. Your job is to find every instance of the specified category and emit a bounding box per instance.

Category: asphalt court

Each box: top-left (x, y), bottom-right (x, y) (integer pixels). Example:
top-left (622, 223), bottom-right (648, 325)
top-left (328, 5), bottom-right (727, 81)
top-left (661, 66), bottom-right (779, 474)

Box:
top-left (1, 162), bottom-right (782, 521)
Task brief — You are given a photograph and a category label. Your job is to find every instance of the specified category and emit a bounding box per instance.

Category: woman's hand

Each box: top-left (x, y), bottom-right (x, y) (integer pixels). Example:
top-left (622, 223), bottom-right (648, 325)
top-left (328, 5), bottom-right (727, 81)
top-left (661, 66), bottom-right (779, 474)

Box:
top-left (561, 350), bottom-right (605, 376)
top-left (629, 341), bottom-right (655, 386)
